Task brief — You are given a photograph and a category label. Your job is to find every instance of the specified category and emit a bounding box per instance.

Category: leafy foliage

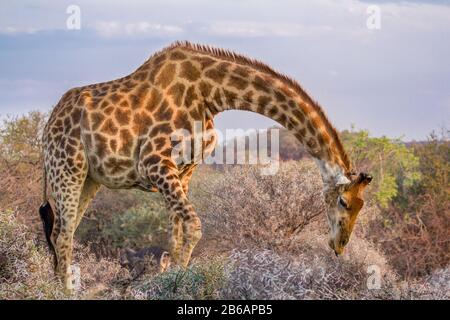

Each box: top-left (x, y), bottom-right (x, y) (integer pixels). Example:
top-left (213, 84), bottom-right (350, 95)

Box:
top-left (367, 130), bottom-right (450, 278)
top-left (0, 111), bottom-right (46, 166)
top-left (102, 199), bottom-right (168, 249)
top-left (411, 129), bottom-right (450, 203)
top-left (128, 258), bottom-right (226, 300)
top-left (341, 128), bottom-right (421, 207)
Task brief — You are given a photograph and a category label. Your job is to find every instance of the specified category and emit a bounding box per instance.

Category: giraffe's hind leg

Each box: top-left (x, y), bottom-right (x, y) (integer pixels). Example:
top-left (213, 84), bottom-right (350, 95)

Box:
top-left (75, 176), bottom-right (101, 229)
top-left (51, 172), bottom-right (86, 292)
top-left (52, 177), bottom-right (99, 248)
top-left (48, 150), bottom-right (88, 292)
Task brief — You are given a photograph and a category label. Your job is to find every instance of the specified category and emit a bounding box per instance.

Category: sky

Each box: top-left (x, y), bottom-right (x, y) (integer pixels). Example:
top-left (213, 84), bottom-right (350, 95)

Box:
top-left (0, 0), bottom-right (449, 141)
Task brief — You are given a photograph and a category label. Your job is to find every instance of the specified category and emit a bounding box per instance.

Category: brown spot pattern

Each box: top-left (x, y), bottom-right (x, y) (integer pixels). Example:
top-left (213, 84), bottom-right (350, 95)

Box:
top-left (193, 56), bottom-right (216, 69)
top-left (146, 88), bottom-right (162, 111)
top-left (156, 63), bottom-right (176, 88)
top-left (167, 82), bottom-right (186, 105)
top-left (223, 89), bottom-right (237, 107)
top-left (184, 86), bottom-right (198, 108)
top-left (115, 108), bottom-right (130, 125)
top-left (199, 81), bottom-right (213, 98)
top-left (119, 129), bottom-right (133, 156)
top-left (234, 66), bottom-right (250, 78)
top-left (228, 75), bottom-right (248, 90)
top-left (253, 75), bottom-right (271, 93)
top-left (101, 119), bottom-right (118, 135)
top-left (179, 61), bottom-right (201, 81)
top-left (154, 100), bottom-right (174, 121)
top-left (174, 110), bottom-right (190, 129)
top-left (170, 51), bottom-right (187, 60)
top-left (90, 112), bottom-right (105, 131)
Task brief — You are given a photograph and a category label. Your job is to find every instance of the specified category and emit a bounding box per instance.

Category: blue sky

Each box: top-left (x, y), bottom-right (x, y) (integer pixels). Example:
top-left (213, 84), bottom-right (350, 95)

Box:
top-left (0, 0), bottom-right (449, 140)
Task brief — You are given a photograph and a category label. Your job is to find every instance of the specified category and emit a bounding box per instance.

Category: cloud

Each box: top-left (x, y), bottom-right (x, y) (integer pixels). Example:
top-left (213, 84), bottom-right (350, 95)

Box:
top-left (1, 0), bottom-right (449, 139)
top-left (0, 26), bottom-right (39, 35)
top-left (201, 21), bottom-right (335, 38)
top-left (94, 21), bottom-right (183, 38)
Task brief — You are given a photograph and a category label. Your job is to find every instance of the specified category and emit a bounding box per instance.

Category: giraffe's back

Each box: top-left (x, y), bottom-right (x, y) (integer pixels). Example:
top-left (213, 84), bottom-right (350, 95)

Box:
top-left (44, 45), bottom-right (220, 191)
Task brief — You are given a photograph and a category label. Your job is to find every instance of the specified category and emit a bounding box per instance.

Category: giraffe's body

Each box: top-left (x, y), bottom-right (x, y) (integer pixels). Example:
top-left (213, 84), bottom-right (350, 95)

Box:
top-left (41, 41), bottom-right (372, 291)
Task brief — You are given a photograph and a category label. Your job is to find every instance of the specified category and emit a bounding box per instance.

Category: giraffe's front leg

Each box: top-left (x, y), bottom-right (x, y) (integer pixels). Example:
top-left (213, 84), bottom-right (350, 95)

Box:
top-left (164, 182), bottom-right (202, 267)
top-left (144, 160), bottom-right (202, 267)
top-left (168, 212), bottom-right (183, 265)
top-left (179, 209), bottom-right (202, 267)
top-left (179, 164), bottom-right (198, 195)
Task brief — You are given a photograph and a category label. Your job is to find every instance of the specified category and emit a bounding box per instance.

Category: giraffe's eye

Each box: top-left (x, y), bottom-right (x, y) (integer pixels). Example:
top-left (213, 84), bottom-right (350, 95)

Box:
top-left (339, 197), bottom-right (349, 210)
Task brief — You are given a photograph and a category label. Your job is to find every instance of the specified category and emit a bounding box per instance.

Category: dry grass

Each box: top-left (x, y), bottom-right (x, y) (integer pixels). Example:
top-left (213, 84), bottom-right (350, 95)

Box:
top-left (194, 161), bottom-right (325, 254)
top-left (0, 159), bottom-right (448, 300)
top-left (218, 246), bottom-right (449, 300)
top-left (0, 210), bottom-right (66, 299)
top-left (0, 210), bottom-right (130, 300)
top-left (368, 193), bottom-right (450, 279)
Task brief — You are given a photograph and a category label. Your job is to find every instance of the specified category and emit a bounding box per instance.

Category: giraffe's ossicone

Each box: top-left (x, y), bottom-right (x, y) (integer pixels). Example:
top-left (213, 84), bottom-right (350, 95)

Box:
top-left (40, 41), bottom-right (372, 292)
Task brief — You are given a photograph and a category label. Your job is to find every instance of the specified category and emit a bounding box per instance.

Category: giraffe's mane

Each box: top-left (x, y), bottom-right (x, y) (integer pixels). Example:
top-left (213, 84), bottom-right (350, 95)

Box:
top-left (152, 41), bottom-right (352, 172)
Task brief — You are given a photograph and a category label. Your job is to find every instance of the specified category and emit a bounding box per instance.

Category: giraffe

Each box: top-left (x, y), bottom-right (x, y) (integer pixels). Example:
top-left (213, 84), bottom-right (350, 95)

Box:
top-left (39, 41), bottom-right (372, 291)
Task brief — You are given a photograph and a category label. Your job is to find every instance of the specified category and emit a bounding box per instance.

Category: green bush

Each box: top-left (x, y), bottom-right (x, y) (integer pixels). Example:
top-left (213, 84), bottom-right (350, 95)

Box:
top-left (100, 195), bottom-right (168, 249)
top-left (0, 111), bottom-right (46, 164)
top-left (367, 130), bottom-right (450, 278)
top-left (341, 128), bottom-right (421, 207)
top-left (75, 188), bottom-right (169, 253)
top-left (128, 258), bottom-right (226, 300)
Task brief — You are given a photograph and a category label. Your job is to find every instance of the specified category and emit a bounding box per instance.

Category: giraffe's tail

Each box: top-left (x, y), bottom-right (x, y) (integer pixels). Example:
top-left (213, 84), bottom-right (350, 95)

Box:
top-left (39, 165), bottom-right (57, 268)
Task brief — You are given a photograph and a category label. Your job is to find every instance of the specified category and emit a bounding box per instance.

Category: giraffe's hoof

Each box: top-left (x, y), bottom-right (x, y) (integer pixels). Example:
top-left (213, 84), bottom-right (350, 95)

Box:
top-left (64, 286), bottom-right (75, 296)
top-left (60, 264), bottom-right (81, 294)
top-left (69, 264), bottom-right (81, 291)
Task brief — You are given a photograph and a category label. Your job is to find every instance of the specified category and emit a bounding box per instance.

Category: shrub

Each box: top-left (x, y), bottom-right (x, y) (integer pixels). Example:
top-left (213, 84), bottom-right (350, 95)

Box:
top-left (341, 129), bottom-right (420, 207)
top-left (77, 189), bottom-right (168, 257)
top-left (0, 210), bottom-right (129, 300)
top-left (411, 129), bottom-right (449, 202)
top-left (194, 161), bottom-right (325, 254)
top-left (101, 201), bottom-right (168, 249)
top-left (368, 193), bottom-right (450, 279)
top-left (419, 267), bottom-right (450, 299)
top-left (127, 257), bottom-right (226, 300)
top-left (0, 111), bottom-right (46, 235)
top-left (218, 224), bottom-right (449, 300)
top-left (218, 227), bottom-right (399, 300)
top-left (368, 130), bottom-right (450, 279)
top-left (0, 210), bottom-right (66, 299)
top-left (0, 111), bottom-right (46, 166)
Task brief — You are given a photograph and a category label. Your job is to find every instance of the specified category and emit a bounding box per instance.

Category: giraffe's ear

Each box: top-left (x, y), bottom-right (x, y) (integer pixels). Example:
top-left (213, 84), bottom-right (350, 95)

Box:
top-left (335, 174), bottom-right (351, 186)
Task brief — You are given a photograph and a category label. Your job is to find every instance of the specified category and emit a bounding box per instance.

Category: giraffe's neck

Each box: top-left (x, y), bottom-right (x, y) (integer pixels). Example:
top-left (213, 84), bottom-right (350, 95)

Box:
top-left (194, 55), bottom-right (352, 186)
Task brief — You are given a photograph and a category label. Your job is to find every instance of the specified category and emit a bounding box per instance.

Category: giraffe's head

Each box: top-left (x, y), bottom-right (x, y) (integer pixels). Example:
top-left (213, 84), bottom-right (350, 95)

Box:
top-left (325, 172), bottom-right (372, 256)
